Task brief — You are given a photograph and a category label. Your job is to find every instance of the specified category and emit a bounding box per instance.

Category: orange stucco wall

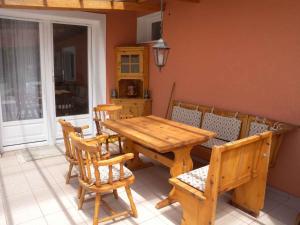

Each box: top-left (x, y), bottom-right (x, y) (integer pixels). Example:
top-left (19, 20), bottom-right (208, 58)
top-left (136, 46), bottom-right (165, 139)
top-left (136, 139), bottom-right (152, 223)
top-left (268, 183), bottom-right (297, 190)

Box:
top-left (106, 11), bottom-right (137, 101)
top-left (148, 0), bottom-right (300, 196)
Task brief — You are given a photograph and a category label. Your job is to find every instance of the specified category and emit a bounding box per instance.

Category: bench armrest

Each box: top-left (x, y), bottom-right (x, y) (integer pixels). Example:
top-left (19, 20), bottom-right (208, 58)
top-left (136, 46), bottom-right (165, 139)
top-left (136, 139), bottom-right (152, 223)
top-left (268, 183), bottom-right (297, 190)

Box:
top-left (169, 177), bottom-right (206, 201)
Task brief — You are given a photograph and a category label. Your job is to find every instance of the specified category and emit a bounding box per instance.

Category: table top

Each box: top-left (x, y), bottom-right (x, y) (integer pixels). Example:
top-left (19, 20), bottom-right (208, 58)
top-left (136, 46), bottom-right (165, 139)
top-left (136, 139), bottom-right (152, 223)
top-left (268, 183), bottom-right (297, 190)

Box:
top-left (103, 115), bottom-right (216, 153)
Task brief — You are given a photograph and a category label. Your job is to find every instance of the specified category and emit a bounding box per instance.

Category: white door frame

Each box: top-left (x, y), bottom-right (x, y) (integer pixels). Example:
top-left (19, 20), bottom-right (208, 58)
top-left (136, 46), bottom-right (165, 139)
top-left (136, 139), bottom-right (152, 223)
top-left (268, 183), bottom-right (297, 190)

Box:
top-left (0, 9), bottom-right (107, 151)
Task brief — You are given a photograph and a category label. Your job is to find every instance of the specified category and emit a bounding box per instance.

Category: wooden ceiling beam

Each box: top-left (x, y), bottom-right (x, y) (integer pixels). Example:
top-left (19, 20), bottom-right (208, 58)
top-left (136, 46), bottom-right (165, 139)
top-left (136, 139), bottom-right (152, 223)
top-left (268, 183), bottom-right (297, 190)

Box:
top-left (0, 0), bottom-right (160, 12)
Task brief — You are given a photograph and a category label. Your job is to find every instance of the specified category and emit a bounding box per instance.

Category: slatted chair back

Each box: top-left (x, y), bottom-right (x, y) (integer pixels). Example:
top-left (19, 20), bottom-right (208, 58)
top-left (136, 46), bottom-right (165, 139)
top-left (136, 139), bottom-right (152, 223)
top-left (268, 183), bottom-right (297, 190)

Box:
top-left (93, 104), bottom-right (123, 135)
top-left (59, 119), bottom-right (85, 163)
top-left (70, 132), bottom-right (133, 187)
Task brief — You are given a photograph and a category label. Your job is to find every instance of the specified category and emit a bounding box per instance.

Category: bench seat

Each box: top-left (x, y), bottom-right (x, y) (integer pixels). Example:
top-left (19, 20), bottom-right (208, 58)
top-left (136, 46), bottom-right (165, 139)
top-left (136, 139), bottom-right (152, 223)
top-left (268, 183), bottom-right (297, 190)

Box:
top-left (177, 165), bottom-right (209, 192)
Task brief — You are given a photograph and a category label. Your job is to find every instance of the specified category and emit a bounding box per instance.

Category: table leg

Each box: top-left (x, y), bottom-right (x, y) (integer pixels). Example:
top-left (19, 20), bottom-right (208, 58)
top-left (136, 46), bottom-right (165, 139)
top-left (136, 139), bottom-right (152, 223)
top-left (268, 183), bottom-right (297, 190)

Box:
top-left (124, 139), bottom-right (153, 170)
top-left (156, 146), bottom-right (193, 209)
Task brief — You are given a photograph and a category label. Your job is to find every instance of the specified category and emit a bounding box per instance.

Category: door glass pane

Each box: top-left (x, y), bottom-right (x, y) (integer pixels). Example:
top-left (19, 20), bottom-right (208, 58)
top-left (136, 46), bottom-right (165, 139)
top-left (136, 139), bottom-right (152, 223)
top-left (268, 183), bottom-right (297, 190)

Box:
top-left (0, 18), bottom-right (43, 122)
top-left (53, 24), bottom-right (88, 117)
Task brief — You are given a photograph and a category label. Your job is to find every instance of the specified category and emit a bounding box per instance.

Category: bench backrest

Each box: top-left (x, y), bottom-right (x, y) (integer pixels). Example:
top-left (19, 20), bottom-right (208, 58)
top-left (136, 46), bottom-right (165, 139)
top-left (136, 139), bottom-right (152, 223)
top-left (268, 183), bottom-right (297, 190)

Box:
top-left (170, 100), bottom-right (248, 139)
top-left (204, 131), bottom-right (272, 197)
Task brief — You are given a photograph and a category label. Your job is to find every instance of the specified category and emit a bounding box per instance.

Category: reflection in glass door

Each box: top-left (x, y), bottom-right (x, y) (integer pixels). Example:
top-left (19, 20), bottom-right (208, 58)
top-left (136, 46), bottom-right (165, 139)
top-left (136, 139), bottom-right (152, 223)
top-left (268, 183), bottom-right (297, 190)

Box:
top-left (53, 23), bottom-right (91, 138)
top-left (0, 18), bottom-right (47, 146)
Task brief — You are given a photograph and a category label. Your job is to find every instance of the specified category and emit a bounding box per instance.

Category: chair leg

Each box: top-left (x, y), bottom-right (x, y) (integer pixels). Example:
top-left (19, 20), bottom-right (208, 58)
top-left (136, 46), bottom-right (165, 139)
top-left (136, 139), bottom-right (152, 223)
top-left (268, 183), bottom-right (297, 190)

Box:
top-left (66, 163), bottom-right (73, 184)
top-left (118, 137), bottom-right (122, 153)
top-left (93, 193), bottom-right (101, 225)
top-left (78, 189), bottom-right (86, 209)
top-left (78, 186), bottom-right (83, 199)
top-left (113, 189), bottom-right (118, 199)
top-left (106, 139), bottom-right (109, 154)
top-left (125, 186), bottom-right (137, 218)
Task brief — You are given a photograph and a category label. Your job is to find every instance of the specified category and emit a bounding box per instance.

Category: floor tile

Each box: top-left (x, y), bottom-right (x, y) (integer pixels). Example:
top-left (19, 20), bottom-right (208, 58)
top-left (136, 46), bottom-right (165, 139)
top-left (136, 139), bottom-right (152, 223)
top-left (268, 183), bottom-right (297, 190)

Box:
top-left (266, 187), bottom-right (290, 203)
top-left (18, 217), bottom-right (48, 225)
top-left (259, 204), bottom-right (299, 225)
top-left (0, 164), bottom-right (22, 177)
top-left (283, 195), bottom-right (300, 211)
top-left (215, 213), bottom-right (247, 225)
top-left (5, 192), bottom-right (43, 225)
top-left (0, 155), bottom-right (20, 168)
top-left (33, 186), bottom-right (75, 216)
top-left (45, 208), bottom-right (86, 225)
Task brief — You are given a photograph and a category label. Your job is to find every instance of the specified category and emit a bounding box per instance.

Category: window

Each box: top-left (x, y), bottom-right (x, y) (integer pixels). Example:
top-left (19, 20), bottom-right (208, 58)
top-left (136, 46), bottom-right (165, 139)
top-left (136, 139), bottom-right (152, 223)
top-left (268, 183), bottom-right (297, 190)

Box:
top-left (137, 12), bottom-right (161, 43)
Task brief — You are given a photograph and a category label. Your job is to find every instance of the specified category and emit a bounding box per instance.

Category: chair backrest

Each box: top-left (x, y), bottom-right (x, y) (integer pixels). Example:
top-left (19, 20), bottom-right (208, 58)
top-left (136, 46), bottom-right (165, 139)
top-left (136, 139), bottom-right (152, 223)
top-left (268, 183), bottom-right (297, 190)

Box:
top-left (93, 104), bottom-right (123, 135)
top-left (58, 119), bottom-right (84, 162)
top-left (204, 131), bottom-right (272, 197)
top-left (70, 132), bottom-right (132, 187)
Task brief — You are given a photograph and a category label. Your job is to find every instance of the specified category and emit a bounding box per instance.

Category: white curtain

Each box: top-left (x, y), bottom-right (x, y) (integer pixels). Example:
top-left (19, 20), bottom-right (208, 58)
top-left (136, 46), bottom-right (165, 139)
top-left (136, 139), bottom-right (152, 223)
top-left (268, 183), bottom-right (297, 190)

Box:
top-left (0, 18), bottom-right (42, 122)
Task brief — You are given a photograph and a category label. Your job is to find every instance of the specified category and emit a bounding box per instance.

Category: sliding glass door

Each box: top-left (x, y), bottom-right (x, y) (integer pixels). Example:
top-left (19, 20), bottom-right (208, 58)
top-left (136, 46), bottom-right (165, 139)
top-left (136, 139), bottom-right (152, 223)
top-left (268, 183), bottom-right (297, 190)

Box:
top-left (0, 12), bottom-right (100, 150)
top-left (52, 23), bottom-right (92, 139)
top-left (0, 18), bottom-right (47, 146)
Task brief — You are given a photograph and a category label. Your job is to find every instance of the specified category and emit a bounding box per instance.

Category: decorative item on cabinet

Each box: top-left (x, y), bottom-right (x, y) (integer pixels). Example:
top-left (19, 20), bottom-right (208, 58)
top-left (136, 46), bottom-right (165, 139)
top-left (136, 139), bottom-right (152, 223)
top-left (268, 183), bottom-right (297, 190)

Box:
top-left (144, 89), bottom-right (150, 99)
top-left (112, 46), bottom-right (152, 117)
top-left (111, 89), bottom-right (117, 98)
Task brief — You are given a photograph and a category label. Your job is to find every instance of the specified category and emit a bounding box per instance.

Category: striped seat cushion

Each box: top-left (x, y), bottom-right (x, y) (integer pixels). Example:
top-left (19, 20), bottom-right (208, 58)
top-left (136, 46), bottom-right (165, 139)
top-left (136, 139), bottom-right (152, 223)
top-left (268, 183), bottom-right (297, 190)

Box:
top-left (177, 165), bottom-right (209, 192)
top-left (248, 122), bottom-right (269, 136)
top-left (201, 113), bottom-right (242, 142)
top-left (171, 106), bottom-right (202, 127)
top-left (89, 164), bottom-right (133, 184)
top-left (201, 138), bottom-right (228, 149)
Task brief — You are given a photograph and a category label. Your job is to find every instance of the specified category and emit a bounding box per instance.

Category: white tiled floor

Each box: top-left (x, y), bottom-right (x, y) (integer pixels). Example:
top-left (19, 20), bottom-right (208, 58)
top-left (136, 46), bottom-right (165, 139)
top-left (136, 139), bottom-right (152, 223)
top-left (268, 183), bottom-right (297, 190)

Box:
top-left (0, 147), bottom-right (299, 225)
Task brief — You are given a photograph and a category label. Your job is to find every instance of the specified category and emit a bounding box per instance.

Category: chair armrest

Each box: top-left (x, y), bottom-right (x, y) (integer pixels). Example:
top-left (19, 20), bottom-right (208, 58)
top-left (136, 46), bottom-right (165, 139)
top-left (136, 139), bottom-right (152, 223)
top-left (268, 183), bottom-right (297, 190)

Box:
top-left (81, 125), bottom-right (89, 130)
top-left (95, 153), bottom-right (134, 167)
top-left (73, 125), bottom-right (89, 134)
top-left (85, 135), bottom-right (108, 144)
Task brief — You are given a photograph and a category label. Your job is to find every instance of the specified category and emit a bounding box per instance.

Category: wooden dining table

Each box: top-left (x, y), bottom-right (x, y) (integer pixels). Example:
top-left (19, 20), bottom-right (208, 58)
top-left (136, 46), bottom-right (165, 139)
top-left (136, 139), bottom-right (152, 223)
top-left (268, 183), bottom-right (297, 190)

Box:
top-left (103, 115), bottom-right (216, 209)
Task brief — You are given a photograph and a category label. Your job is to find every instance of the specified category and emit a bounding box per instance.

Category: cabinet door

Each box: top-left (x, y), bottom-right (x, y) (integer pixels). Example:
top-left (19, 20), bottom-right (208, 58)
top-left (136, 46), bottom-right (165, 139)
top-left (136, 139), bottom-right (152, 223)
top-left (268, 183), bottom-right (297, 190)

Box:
top-left (117, 51), bottom-right (143, 76)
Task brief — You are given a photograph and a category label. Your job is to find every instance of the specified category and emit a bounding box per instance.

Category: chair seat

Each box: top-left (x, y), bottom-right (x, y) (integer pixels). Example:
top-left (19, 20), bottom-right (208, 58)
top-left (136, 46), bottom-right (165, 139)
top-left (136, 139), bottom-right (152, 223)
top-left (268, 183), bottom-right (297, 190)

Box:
top-left (103, 143), bottom-right (122, 155)
top-left (90, 164), bottom-right (133, 185)
top-left (177, 165), bottom-right (209, 192)
top-left (102, 128), bottom-right (119, 136)
top-left (201, 138), bottom-right (228, 149)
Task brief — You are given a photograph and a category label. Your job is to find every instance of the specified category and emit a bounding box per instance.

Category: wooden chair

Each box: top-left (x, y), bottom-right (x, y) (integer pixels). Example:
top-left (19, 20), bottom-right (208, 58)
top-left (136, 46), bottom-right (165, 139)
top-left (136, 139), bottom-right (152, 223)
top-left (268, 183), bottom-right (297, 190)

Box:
top-left (69, 132), bottom-right (138, 225)
top-left (169, 131), bottom-right (272, 225)
top-left (93, 104), bottom-right (133, 155)
top-left (59, 119), bottom-right (110, 184)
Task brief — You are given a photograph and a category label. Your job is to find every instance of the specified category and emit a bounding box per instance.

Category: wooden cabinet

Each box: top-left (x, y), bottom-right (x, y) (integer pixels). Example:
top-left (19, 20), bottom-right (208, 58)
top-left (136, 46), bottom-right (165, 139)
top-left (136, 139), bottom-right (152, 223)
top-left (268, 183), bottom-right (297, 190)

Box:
top-left (111, 99), bottom-right (152, 117)
top-left (112, 46), bottom-right (152, 117)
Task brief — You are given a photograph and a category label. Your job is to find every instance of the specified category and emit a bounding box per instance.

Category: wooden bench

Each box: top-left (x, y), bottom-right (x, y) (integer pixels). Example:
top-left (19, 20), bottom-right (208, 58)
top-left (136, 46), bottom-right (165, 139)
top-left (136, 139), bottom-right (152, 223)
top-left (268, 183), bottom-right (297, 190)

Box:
top-left (169, 100), bottom-right (295, 167)
top-left (169, 131), bottom-right (272, 225)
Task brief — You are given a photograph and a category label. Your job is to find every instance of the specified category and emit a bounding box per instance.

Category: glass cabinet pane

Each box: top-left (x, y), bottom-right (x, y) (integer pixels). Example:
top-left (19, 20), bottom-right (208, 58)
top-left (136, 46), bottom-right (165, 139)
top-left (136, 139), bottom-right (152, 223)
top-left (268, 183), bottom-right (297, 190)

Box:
top-left (121, 64), bottom-right (130, 73)
top-left (131, 55), bottom-right (140, 63)
top-left (121, 55), bottom-right (130, 63)
top-left (131, 64), bottom-right (140, 73)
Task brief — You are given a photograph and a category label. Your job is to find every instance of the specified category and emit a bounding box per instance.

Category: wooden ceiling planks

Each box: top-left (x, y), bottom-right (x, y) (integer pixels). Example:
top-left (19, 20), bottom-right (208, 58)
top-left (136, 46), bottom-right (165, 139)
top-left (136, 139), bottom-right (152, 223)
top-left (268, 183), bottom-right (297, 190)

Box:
top-left (0, 0), bottom-right (161, 12)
